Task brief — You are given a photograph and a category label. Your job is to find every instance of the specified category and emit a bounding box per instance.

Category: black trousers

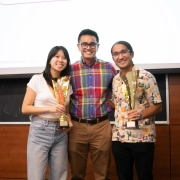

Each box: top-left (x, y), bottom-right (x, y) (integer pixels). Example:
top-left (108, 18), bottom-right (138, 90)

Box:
top-left (112, 141), bottom-right (154, 180)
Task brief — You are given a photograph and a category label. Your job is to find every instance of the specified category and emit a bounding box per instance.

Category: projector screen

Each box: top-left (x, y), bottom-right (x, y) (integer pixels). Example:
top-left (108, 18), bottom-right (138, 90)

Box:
top-left (0, 0), bottom-right (180, 75)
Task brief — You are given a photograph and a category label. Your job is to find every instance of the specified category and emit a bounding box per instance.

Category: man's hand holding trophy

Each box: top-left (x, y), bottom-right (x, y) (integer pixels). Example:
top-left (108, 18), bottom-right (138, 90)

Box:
top-left (121, 70), bottom-right (143, 128)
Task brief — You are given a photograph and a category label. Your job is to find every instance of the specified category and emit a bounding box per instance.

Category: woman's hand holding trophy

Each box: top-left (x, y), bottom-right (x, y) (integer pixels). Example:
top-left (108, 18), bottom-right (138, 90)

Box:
top-left (52, 76), bottom-right (71, 130)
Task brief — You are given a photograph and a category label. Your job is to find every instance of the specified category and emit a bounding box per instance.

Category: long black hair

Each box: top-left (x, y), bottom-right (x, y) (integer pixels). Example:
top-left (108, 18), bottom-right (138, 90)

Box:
top-left (111, 41), bottom-right (134, 55)
top-left (43, 46), bottom-right (71, 87)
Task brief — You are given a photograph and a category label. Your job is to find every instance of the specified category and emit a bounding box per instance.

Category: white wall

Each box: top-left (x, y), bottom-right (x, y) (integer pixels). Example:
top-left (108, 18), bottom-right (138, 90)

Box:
top-left (0, 0), bottom-right (180, 74)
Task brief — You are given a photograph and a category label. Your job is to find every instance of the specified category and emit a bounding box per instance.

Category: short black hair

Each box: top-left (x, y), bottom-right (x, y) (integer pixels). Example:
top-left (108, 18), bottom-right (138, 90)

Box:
top-left (43, 46), bottom-right (71, 87)
top-left (111, 41), bottom-right (134, 55)
top-left (78, 29), bottom-right (99, 43)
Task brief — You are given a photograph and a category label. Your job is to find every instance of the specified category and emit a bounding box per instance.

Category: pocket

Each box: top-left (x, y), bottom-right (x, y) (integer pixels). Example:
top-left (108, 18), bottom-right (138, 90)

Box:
top-left (32, 119), bottom-right (46, 130)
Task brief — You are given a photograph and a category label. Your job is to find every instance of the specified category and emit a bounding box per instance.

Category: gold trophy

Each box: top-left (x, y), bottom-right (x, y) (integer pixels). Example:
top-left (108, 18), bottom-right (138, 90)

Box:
top-left (121, 70), bottom-right (139, 128)
top-left (52, 76), bottom-right (70, 128)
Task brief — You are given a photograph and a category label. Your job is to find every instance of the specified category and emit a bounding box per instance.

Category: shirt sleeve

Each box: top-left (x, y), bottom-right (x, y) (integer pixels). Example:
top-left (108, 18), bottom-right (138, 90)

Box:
top-left (65, 84), bottom-right (73, 105)
top-left (108, 63), bottom-right (117, 90)
top-left (69, 84), bottom-right (73, 96)
top-left (111, 64), bottom-right (117, 76)
top-left (27, 74), bottom-right (39, 93)
top-left (144, 73), bottom-right (162, 104)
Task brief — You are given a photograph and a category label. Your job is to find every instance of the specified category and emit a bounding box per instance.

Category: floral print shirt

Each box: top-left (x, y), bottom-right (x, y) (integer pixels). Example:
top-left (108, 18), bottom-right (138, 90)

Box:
top-left (112, 65), bottom-right (162, 142)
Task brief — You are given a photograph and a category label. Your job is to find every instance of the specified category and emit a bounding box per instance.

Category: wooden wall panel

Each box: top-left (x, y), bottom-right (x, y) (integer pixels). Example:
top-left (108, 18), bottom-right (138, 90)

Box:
top-left (0, 124), bottom-right (170, 180)
top-left (0, 125), bottom-right (29, 179)
top-left (153, 125), bottom-right (170, 180)
top-left (169, 74), bottom-right (180, 124)
top-left (0, 125), bottom-right (118, 180)
top-left (170, 125), bottom-right (180, 180)
top-left (169, 74), bottom-right (180, 180)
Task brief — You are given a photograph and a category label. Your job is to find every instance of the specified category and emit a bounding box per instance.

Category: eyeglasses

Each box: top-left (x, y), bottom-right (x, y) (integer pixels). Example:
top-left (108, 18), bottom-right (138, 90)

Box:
top-left (112, 49), bottom-right (130, 57)
top-left (79, 42), bottom-right (98, 49)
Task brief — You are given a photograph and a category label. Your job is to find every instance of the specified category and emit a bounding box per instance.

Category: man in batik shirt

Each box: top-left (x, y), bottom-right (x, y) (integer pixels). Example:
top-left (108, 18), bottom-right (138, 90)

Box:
top-left (111, 41), bottom-right (162, 180)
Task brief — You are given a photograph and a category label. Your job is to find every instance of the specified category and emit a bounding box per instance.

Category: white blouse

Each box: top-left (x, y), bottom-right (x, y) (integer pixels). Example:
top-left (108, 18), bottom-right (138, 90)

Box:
top-left (28, 74), bottom-right (72, 119)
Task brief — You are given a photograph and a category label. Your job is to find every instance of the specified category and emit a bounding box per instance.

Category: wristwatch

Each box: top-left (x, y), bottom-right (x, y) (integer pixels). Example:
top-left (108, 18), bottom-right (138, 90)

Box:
top-left (138, 113), bottom-right (143, 120)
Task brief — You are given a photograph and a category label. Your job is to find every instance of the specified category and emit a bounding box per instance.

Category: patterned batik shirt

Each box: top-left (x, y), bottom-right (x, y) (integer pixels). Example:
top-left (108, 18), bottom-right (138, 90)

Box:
top-left (70, 58), bottom-right (117, 119)
top-left (112, 65), bottom-right (162, 142)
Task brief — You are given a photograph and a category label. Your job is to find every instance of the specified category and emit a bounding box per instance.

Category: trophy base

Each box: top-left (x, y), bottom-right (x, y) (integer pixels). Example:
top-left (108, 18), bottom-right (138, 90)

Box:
top-left (59, 121), bottom-right (69, 128)
top-left (126, 121), bottom-right (138, 129)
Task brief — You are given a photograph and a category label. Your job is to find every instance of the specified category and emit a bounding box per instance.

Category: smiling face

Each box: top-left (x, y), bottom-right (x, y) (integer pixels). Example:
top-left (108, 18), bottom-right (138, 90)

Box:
top-left (77, 35), bottom-right (99, 64)
top-left (112, 43), bottom-right (134, 74)
top-left (50, 50), bottom-right (68, 77)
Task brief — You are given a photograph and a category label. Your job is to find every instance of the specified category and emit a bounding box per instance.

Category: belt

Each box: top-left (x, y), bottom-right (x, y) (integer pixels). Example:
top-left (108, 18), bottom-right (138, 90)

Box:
top-left (37, 115), bottom-right (59, 122)
top-left (71, 115), bottom-right (108, 124)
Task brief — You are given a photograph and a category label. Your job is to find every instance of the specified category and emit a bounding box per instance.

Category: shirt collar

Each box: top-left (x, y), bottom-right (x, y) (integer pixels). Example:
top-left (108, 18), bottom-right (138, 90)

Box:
top-left (132, 65), bottom-right (138, 70)
top-left (119, 64), bottom-right (138, 77)
top-left (80, 57), bottom-right (98, 67)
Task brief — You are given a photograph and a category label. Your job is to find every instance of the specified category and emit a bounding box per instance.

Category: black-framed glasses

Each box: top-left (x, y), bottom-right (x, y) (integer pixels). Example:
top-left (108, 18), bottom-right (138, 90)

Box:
top-left (112, 49), bottom-right (130, 57)
top-left (79, 42), bottom-right (98, 49)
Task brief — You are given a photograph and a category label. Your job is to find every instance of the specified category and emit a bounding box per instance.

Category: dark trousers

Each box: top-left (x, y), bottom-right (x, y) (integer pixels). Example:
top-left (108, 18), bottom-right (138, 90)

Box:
top-left (112, 141), bottom-right (154, 180)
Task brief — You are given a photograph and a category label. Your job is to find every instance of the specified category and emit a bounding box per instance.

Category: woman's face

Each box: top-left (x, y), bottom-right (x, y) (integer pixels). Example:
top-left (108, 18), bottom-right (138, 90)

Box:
top-left (50, 50), bottom-right (68, 76)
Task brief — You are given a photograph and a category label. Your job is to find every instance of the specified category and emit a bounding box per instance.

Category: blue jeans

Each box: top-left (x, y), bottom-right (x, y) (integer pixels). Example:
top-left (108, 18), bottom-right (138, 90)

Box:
top-left (27, 116), bottom-right (68, 180)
